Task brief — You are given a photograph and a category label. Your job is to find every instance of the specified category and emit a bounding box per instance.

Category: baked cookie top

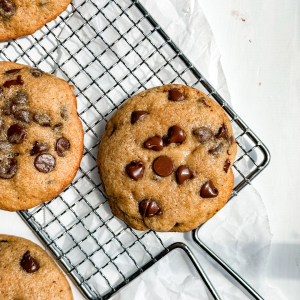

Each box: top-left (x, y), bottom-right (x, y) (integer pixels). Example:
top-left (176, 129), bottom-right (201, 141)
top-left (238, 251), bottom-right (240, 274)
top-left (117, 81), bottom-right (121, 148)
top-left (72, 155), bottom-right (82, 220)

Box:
top-left (0, 61), bottom-right (84, 211)
top-left (97, 84), bottom-right (237, 232)
top-left (0, 234), bottom-right (73, 300)
top-left (0, 0), bottom-right (71, 42)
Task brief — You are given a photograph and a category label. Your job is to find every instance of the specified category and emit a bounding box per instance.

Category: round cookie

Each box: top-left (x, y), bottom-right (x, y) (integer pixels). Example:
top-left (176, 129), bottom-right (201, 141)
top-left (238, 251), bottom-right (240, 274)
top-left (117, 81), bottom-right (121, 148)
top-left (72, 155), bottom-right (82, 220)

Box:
top-left (0, 0), bottom-right (71, 42)
top-left (97, 84), bottom-right (237, 232)
top-left (0, 234), bottom-right (73, 300)
top-left (0, 61), bottom-right (84, 211)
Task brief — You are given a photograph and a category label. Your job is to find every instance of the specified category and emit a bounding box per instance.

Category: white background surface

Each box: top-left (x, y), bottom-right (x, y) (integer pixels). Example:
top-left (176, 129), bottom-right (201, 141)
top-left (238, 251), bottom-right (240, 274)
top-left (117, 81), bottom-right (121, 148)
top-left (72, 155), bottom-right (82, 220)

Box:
top-left (0, 0), bottom-right (299, 299)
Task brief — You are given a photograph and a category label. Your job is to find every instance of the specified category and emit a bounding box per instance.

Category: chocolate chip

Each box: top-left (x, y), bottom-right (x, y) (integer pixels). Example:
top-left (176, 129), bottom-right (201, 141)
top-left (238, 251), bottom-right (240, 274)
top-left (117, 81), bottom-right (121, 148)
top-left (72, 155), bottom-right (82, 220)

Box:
top-left (139, 199), bottom-right (162, 218)
top-left (126, 161), bottom-right (145, 181)
top-left (5, 68), bottom-right (21, 75)
top-left (30, 142), bottom-right (49, 156)
top-left (0, 158), bottom-right (17, 179)
top-left (168, 88), bottom-right (185, 101)
top-left (3, 75), bottom-right (24, 88)
top-left (168, 126), bottom-right (186, 144)
top-left (34, 153), bottom-right (55, 173)
top-left (55, 137), bottom-right (70, 157)
top-left (0, 0), bottom-right (16, 19)
top-left (3, 101), bottom-right (16, 115)
top-left (176, 165), bottom-right (194, 184)
top-left (144, 135), bottom-right (164, 151)
top-left (33, 113), bottom-right (51, 127)
top-left (20, 251), bottom-right (40, 273)
top-left (0, 119), bottom-right (4, 130)
top-left (209, 143), bottom-right (224, 155)
top-left (11, 91), bottom-right (28, 104)
top-left (193, 127), bottom-right (213, 143)
top-left (53, 123), bottom-right (62, 130)
top-left (7, 124), bottom-right (26, 144)
top-left (131, 111), bottom-right (148, 124)
top-left (30, 69), bottom-right (43, 77)
top-left (215, 123), bottom-right (228, 139)
top-left (153, 155), bottom-right (174, 177)
top-left (0, 240), bottom-right (8, 242)
top-left (61, 107), bottom-right (67, 120)
top-left (200, 180), bottom-right (219, 198)
top-left (199, 97), bottom-right (210, 107)
top-left (228, 136), bottom-right (235, 146)
top-left (14, 110), bottom-right (30, 123)
top-left (224, 159), bottom-right (231, 173)
top-left (0, 140), bottom-right (12, 153)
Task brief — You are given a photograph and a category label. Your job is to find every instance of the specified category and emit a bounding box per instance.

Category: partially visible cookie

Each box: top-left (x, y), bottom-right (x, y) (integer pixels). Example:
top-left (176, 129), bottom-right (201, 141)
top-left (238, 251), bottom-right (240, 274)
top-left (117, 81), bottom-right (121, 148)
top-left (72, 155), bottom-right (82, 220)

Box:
top-left (0, 61), bottom-right (84, 211)
top-left (97, 84), bottom-right (237, 232)
top-left (0, 0), bottom-right (71, 42)
top-left (0, 234), bottom-right (73, 300)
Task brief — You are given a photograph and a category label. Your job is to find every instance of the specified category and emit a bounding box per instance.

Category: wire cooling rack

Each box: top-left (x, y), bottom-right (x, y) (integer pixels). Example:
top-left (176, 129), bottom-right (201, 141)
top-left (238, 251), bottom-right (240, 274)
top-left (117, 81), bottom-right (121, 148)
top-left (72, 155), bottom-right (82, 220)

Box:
top-left (0, 0), bottom-right (270, 299)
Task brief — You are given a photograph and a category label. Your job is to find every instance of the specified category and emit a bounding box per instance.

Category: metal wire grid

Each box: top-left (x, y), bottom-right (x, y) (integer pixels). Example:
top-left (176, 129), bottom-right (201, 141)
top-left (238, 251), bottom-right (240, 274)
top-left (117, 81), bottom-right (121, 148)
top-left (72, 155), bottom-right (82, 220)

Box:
top-left (0, 0), bottom-right (270, 299)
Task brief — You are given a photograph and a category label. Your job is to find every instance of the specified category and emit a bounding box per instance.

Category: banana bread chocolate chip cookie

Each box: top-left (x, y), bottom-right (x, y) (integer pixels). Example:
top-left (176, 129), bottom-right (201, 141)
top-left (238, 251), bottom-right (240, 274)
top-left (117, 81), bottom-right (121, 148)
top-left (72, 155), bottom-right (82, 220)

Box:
top-left (97, 84), bottom-right (237, 232)
top-left (0, 0), bottom-right (71, 42)
top-left (0, 61), bottom-right (84, 211)
top-left (0, 234), bottom-right (73, 300)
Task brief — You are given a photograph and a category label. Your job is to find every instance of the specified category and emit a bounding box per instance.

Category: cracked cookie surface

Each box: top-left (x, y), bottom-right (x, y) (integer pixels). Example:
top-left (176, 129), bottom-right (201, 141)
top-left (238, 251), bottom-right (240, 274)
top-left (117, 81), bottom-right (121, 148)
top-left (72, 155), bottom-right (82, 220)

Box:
top-left (0, 61), bottom-right (84, 211)
top-left (97, 84), bottom-right (237, 232)
top-left (0, 234), bottom-right (73, 300)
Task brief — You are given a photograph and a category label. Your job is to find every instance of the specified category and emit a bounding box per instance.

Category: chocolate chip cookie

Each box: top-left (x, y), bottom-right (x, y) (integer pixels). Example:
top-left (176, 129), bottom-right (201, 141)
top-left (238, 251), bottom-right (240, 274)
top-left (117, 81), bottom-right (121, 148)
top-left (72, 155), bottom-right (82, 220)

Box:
top-left (97, 84), bottom-right (237, 232)
top-left (0, 61), bottom-right (84, 211)
top-left (0, 234), bottom-right (73, 300)
top-left (0, 0), bottom-right (71, 42)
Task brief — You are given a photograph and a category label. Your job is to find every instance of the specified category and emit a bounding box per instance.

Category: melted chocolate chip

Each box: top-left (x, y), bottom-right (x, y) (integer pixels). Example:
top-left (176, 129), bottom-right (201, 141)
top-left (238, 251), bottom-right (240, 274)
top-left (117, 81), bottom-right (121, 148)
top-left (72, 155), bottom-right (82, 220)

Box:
top-left (126, 161), bottom-right (145, 181)
top-left (168, 88), bottom-right (185, 101)
top-left (30, 142), bottom-right (49, 156)
top-left (228, 136), bottom-right (235, 146)
top-left (168, 126), bottom-right (186, 144)
top-left (215, 123), bottom-right (228, 139)
top-left (0, 0), bottom-right (16, 19)
top-left (224, 159), bottom-right (231, 173)
top-left (153, 155), bottom-right (174, 177)
top-left (30, 69), bottom-right (43, 77)
top-left (193, 127), bottom-right (213, 143)
top-left (131, 111), bottom-right (148, 124)
top-left (176, 165), bottom-right (194, 184)
top-left (3, 101), bottom-right (16, 115)
top-left (61, 107), bottom-right (67, 120)
top-left (139, 199), bottom-right (162, 218)
top-left (199, 97), bottom-right (210, 107)
top-left (0, 158), bottom-right (17, 179)
top-left (20, 251), bottom-right (40, 273)
top-left (53, 123), bottom-right (62, 130)
top-left (11, 91), bottom-right (28, 104)
top-left (5, 68), bottom-right (20, 75)
top-left (55, 137), bottom-right (70, 157)
top-left (144, 135), bottom-right (164, 151)
top-left (7, 124), bottom-right (26, 144)
top-left (33, 113), bottom-right (51, 127)
top-left (34, 153), bottom-right (55, 173)
top-left (200, 180), bottom-right (219, 198)
top-left (3, 75), bottom-right (24, 88)
top-left (14, 110), bottom-right (30, 123)
top-left (209, 143), bottom-right (224, 155)
top-left (0, 240), bottom-right (8, 242)
top-left (0, 119), bottom-right (4, 130)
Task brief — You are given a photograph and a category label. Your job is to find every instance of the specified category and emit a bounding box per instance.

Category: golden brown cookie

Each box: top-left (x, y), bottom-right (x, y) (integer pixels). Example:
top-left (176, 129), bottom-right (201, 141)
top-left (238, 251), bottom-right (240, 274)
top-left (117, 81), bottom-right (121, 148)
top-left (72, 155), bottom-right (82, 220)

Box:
top-left (0, 234), bottom-right (73, 300)
top-left (97, 84), bottom-right (237, 232)
top-left (0, 61), bottom-right (84, 211)
top-left (0, 0), bottom-right (71, 42)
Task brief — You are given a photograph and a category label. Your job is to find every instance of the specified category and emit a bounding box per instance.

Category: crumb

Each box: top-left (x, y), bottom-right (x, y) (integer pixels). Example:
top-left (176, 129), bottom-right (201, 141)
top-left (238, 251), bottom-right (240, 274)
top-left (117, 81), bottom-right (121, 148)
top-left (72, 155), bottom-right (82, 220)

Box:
top-left (259, 82), bottom-right (261, 86)
top-left (249, 40), bottom-right (251, 43)
top-left (241, 18), bottom-right (245, 22)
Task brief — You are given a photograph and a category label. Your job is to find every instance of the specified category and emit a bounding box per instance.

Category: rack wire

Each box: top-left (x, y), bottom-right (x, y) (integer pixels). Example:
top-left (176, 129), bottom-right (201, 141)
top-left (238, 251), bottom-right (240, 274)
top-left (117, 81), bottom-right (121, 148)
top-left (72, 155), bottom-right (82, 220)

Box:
top-left (0, 0), bottom-right (270, 299)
